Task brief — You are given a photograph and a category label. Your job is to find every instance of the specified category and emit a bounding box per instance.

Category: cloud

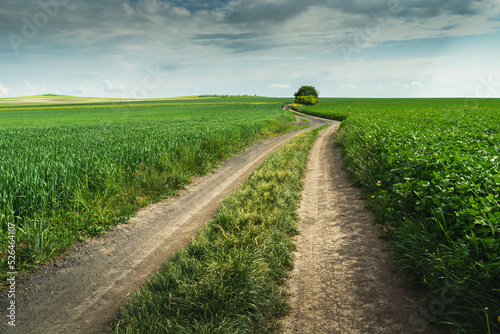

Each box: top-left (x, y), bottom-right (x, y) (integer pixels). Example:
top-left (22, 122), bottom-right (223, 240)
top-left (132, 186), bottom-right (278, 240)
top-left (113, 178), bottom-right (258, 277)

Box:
top-left (223, 0), bottom-right (312, 25)
top-left (1, 0), bottom-right (497, 57)
top-left (341, 84), bottom-right (359, 89)
top-left (404, 81), bottom-right (424, 88)
top-left (0, 82), bottom-right (8, 94)
top-left (325, 0), bottom-right (487, 18)
top-left (171, 6), bottom-right (191, 17)
top-left (103, 80), bottom-right (125, 93)
top-left (23, 81), bottom-right (48, 94)
top-left (194, 33), bottom-right (260, 40)
top-left (193, 32), bottom-right (275, 53)
top-left (270, 84), bottom-right (291, 89)
top-left (123, 3), bottom-right (134, 16)
top-left (1, 0), bottom-right (499, 98)
top-left (220, 0), bottom-right (489, 26)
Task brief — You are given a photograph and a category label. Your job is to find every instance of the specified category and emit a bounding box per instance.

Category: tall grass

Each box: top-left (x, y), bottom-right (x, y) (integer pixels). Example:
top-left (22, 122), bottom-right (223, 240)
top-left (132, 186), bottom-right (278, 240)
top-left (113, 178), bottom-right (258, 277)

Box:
top-left (111, 129), bottom-right (320, 333)
top-left (0, 102), bottom-right (294, 280)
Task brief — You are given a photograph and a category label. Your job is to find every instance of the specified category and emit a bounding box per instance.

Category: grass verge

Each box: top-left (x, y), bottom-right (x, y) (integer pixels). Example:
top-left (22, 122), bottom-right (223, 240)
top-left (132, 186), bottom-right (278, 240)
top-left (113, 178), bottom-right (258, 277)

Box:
top-left (110, 128), bottom-right (321, 333)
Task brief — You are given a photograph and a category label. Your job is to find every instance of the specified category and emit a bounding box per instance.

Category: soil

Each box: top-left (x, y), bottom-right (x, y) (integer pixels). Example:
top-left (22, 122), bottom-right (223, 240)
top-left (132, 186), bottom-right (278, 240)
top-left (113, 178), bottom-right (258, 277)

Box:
top-left (280, 122), bottom-right (434, 334)
top-left (0, 115), bottom-right (329, 334)
top-left (0, 113), bottom-right (433, 334)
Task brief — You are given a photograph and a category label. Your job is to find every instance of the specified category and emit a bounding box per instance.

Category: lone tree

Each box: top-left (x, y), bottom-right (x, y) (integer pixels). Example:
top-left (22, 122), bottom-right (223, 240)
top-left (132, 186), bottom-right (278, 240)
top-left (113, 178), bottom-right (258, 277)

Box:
top-left (294, 85), bottom-right (319, 105)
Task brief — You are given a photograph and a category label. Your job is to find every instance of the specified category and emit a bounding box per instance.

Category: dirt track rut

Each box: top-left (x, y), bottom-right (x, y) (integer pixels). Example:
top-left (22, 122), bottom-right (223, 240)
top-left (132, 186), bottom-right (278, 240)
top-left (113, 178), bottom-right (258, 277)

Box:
top-left (280, 122), bottom-right (433, 333)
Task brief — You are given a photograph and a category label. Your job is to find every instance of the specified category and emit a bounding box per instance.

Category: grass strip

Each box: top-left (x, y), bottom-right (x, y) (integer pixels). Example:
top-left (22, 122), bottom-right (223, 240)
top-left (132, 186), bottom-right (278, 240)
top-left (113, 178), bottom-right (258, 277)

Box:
top-left (111, 128), bottom-right (320, 333)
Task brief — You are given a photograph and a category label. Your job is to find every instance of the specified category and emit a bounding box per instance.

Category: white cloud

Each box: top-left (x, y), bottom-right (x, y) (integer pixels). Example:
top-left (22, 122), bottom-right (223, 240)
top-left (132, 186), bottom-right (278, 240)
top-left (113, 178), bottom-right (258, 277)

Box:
top-left (103, 80), bottom-right (125, 93)
top-left (270, 84), bottom-right (291, 88)
top-left (404, 81), bottom-right (424, 88)
top-left (374, 83), bottom-right (384, 90)
top-left (0, 82), bottom-right (9, 94)
top-left (341, 84), bottom-right (359, 89)
top-left (123, 3), bottom-right (134, 16)
top-left (23, 81), bottom-right (48, 94)
top-left (171, 6), bottom-right (191, 17)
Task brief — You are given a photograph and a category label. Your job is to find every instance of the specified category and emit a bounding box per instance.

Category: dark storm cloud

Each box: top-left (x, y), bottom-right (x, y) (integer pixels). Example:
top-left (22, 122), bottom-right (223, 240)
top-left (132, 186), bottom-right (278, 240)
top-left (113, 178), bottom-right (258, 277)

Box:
top-left (0, 0), bottom-right (491, 48)
top-left (1, 0), bottom-right (499, 98)
top-left (222, 0), bottom-right (487, 27)
top-left (0, 0), bottom-right (187, 55)
top-left (335, 0), bottom-right (487, 18)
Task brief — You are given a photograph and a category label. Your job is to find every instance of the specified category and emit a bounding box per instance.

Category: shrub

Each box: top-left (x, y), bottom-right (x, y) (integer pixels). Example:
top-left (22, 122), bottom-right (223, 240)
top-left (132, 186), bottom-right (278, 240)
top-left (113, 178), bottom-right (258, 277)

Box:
top-left (295, 95), bottom-right (319, 106)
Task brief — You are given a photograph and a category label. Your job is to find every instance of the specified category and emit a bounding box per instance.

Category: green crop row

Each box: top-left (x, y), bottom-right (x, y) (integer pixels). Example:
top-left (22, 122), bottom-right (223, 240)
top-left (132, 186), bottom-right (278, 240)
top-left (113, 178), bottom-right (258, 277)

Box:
top-left (0, 101), bottom-right (294, 279)
top-left (299, 99), bottom-right (500, 333)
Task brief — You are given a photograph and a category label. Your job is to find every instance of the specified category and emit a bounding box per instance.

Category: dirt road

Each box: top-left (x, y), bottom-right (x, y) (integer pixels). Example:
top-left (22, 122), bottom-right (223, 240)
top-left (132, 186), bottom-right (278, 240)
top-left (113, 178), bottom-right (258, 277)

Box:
top-left (0, 115), bottom-right (329, 334)
top-left (280, 123), bottom-right (433, 333)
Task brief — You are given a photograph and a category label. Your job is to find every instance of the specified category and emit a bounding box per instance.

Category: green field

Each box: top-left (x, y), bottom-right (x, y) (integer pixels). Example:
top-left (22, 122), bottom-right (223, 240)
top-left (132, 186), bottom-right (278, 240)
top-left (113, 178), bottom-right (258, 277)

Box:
top-left (298, 98), bottom-right (500, 333)
top-left (4, 96), bottom-right (499, 331)
top-left (0, 97), bottom-right (294, 278)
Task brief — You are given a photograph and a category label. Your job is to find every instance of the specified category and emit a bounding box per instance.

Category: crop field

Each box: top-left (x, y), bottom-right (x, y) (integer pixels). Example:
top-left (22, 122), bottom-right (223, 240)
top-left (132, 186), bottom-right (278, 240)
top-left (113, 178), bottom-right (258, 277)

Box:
top-left (0, 97), bottom-right (294, 279)
top-left (299, 98), bottom-right (500, 332)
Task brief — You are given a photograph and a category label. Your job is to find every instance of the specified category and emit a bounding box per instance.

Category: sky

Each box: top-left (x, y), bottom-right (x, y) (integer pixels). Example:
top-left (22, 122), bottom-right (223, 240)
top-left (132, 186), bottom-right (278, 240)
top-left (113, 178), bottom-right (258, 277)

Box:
top-left (1, 0), bottom-right (500, 98)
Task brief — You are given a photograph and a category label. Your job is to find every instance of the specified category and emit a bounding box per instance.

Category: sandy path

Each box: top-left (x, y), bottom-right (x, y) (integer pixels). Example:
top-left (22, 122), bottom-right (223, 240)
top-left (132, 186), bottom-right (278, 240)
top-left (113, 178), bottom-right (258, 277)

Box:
top-left (280, 124), bottom-right (433, 333)
top-left (0, 116), bottom-right (328, 334)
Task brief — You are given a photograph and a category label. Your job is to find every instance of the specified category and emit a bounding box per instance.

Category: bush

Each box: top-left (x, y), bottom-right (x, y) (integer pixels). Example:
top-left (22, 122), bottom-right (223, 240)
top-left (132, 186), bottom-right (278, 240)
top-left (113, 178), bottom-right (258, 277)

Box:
top-left (295, 95), bottom-right (319, 106)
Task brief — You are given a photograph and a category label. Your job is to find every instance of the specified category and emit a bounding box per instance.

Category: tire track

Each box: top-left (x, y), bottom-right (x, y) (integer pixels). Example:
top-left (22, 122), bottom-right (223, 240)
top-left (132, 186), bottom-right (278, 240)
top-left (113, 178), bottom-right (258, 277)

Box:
top-left (281, 122), bottom-right (433, 333)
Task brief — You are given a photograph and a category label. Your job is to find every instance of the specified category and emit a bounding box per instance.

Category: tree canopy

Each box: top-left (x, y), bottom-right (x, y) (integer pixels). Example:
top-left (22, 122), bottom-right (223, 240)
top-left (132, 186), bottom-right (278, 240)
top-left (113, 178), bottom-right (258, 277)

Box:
top-left (294, 85), bottom-right (318, 98)
top-left (294, 85), bottom-right (319, 105)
